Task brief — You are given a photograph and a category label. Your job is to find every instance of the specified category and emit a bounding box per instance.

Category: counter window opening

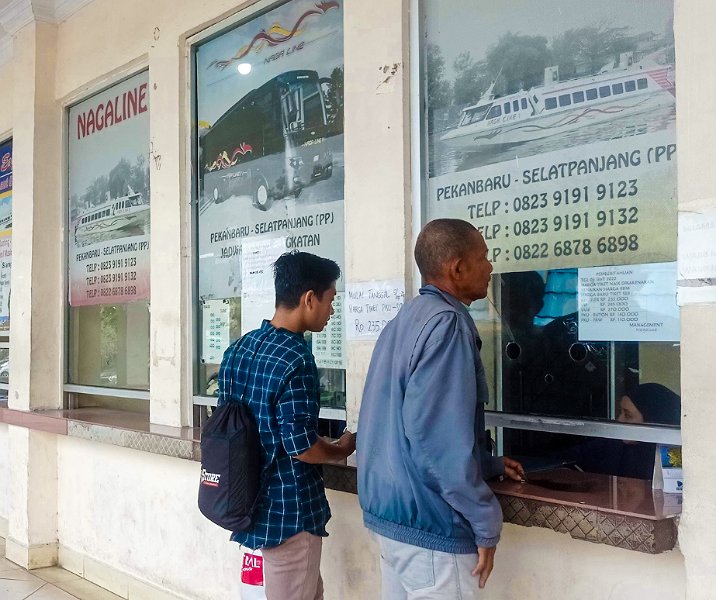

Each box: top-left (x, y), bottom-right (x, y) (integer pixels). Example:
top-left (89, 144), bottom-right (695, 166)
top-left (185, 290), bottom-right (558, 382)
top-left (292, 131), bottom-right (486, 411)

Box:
top-left (64, 71), bottom-right (151, 410)
top-left (418, 0), bottom-right (680, 479)
top-left (190, 0), bottom-right (347, 433)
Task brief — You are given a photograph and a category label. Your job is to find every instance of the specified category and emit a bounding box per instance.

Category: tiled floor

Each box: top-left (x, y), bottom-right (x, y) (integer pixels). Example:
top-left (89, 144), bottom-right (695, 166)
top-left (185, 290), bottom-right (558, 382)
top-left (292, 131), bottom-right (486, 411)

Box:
top-left (0, 538), bottom-right (122, 600)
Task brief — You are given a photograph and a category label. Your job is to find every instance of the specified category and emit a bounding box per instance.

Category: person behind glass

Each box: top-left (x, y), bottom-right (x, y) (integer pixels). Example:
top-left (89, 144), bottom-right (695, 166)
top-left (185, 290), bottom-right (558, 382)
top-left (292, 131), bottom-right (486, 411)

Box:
top-left (218, 251), bottom-right (356, 600)
top-left (568, 383), bottom-right (681, 479)
top-left (358, 219), bottom-right (525, 600)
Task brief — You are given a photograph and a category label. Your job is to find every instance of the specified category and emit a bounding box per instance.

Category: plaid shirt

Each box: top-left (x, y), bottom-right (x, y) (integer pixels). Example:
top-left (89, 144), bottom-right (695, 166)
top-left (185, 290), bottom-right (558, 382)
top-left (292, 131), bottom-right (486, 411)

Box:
top-left (217, 319), bottom-right (330, 549)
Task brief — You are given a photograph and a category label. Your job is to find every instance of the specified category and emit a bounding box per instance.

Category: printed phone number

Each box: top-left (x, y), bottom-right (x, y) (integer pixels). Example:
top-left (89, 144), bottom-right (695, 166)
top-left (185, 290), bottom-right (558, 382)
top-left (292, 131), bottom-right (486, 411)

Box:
top-left (86, 271), bottom-right (138, 286)
top-left (86, 285), bottom-right (138, 299)
top-left (509, 207), bottom-right (638, 237)
top-left (510, 179), bottom-right (638, 213)
top-left (498, 234), bottom-right (640, 262)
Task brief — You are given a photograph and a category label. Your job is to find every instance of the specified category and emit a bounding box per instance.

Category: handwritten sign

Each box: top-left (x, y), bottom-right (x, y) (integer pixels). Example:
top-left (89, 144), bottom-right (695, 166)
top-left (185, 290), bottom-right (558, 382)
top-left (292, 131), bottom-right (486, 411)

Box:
top-left (346, 280), bottom-right (405, 340)
top-left (578, 262), bottom-right (679, 342)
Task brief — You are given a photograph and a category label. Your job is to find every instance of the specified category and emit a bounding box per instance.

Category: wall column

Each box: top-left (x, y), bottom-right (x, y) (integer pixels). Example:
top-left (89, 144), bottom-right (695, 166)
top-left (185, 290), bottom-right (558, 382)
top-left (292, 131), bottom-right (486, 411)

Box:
top-left (344, 0), bottom-right (412, 428)
top-left (6, 19), bottom-right (63, 569)
top-left (674, 0), bottom-right (716, 598)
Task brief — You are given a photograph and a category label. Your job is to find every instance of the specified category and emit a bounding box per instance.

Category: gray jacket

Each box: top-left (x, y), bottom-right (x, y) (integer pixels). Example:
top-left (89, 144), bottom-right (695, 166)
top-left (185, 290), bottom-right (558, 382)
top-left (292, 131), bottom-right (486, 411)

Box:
top-left (357, 285), bottom-right (504, 553)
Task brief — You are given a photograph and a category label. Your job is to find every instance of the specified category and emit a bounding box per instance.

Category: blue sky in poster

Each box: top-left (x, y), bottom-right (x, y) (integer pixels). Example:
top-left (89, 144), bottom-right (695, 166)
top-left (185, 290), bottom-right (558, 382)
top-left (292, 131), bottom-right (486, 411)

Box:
top-left (196, 0), bottom-right (343, 126)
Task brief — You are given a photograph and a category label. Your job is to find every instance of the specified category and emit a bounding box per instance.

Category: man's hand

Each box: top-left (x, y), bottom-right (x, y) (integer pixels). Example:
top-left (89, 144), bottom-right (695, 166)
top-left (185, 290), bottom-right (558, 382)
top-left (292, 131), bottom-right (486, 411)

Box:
top-left (502, 456), bottom-right (526, 481)
top-left (334, 430), bottom-right (356, 455)
top-left (472, 545), bottom-right (496, 589)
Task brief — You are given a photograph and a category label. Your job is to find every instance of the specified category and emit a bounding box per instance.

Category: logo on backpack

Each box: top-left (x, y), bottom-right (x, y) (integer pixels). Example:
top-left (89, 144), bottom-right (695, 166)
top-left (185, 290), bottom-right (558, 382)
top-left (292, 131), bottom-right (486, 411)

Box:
top-left (200, 469), bottom-right (221, 488)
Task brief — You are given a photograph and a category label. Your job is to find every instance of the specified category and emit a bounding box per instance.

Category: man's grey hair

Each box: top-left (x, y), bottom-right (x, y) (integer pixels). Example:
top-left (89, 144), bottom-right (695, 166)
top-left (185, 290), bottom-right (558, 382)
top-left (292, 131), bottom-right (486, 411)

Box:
top-left (414, 219), bottom-right (479, 280)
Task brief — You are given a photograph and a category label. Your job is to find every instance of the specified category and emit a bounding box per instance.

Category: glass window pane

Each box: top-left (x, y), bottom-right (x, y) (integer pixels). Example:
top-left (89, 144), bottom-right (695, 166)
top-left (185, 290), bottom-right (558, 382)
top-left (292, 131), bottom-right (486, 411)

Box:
top-left (625, 80), bottom-right (636, 92)
top-left (194, 0), bottom-right (346, 410)
top-left (0, 138), bottom-right (12, 334)
top-left (420, 0), bottom-right (678, 445)
top-left (67, 72), bottom-right (151, 392)
top-left (637, 78), bottom-right (648, 89)
top-left (68, 303), bottom-right (150, 389)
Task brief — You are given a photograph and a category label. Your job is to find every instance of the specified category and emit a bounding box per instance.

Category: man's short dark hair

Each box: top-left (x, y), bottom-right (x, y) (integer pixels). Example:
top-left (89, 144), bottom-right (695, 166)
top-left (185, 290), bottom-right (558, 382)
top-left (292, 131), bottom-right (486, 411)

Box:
top-left (273, 251), bottom-right (341, 309)
top-left (414, 219), bottom-right (479, 280)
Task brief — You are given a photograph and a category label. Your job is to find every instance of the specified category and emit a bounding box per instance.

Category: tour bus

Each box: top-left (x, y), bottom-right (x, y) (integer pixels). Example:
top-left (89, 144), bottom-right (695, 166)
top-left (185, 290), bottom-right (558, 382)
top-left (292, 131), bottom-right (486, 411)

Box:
top-left (200, 69), bottom-right (334, 211)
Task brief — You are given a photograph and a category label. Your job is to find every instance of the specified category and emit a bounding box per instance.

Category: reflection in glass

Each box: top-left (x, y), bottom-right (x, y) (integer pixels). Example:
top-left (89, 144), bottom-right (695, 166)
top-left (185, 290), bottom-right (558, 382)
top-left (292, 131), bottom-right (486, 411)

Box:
top-left (68, 302), bottom-right (150, 390)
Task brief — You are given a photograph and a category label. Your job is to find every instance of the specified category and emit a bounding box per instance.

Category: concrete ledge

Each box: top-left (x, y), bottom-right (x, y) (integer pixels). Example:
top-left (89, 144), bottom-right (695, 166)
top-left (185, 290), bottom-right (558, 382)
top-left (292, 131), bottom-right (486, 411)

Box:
top-left (60, 545), bottom-right (193, 600)
top-left (5, 537), bottom-right (58, 569)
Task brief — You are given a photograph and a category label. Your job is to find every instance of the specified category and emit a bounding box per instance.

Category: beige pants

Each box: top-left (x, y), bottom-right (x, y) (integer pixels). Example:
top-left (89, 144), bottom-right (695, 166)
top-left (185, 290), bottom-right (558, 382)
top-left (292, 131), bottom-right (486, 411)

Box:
top-left (261, 532), bottom-right (324, 600)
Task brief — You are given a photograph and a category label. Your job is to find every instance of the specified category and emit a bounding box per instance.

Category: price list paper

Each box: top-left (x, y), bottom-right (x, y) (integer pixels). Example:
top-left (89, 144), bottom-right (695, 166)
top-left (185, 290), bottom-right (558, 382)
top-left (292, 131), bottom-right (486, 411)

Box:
top-left (201, 299), bottom-right (231, 364)
top-left (578, 262), bottom-right (679, 342)
top-left (346, 280), bottom-right (405, 340)
top-left (313, 292), bottom-right (345, 369)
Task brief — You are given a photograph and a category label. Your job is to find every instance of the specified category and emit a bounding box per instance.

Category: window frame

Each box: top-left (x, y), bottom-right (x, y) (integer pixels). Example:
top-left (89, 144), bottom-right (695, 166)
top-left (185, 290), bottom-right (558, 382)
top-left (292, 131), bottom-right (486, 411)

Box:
top-left (187, 0), bottom-right (348, 422)
top-left (62, 68), bottom-right (152, 404)
top-left (412, 0), bottom-right (681, 446)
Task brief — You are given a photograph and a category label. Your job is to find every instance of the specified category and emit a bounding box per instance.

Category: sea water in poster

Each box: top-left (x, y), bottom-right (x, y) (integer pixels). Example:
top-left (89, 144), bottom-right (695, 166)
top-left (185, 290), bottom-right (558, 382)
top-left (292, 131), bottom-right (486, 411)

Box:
top-left (0, 140), bottom-right (12, 324)
top-left (424, 0), bottom-right (676, 273)
top-left (195, 0), bottom-right (345, 300)
top-left (68, 71), bottom-right (150, 306)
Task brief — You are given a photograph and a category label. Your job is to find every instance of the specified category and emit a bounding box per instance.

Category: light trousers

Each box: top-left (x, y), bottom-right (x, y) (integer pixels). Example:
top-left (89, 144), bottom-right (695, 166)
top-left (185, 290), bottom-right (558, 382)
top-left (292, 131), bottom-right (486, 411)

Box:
top-left (261, 532), bottom-right (324, 600)
top-left (377, 534), bottom-right (479, 600)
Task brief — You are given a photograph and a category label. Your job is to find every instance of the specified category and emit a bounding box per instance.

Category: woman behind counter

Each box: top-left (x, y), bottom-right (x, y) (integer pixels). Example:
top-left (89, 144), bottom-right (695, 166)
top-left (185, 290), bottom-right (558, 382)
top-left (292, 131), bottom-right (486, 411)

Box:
top-left (568, 383), bottom-right (681, 480)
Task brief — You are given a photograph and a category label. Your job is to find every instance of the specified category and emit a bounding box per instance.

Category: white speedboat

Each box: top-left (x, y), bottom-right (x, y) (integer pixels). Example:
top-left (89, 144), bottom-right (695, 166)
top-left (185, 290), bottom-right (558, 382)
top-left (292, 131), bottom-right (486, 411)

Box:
top-left (74, 187), bottom-right (149, 239)
top-left (441, 53), bottom-right (675, 151)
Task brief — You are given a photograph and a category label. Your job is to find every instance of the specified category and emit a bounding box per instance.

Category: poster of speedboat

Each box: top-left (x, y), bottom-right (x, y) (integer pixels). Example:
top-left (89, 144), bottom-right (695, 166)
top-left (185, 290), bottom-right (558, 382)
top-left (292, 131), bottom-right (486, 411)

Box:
top-left (0, 139), bottom-right (12, 325)
top-left (195, 0), bottom-right (344, 301)
top-left (68, 71), bottom-right (150, 306)
top-left (424, 0), bottom-right (676, 273)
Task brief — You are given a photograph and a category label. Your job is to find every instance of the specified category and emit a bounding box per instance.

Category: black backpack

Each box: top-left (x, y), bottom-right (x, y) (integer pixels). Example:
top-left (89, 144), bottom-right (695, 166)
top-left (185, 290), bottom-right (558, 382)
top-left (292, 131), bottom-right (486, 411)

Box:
top-left (198, 335), bottom-right (265, 531)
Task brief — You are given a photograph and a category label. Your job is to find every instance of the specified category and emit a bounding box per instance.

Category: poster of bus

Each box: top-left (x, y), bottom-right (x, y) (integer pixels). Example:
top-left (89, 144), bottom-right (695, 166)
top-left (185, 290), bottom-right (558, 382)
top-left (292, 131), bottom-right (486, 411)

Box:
top-left (423, 0), bottom-right (676, 274)
top-left (195, 0), bottom-right (344, 301)
top-left (0, 139), bottom-right (12, 325)
top-left (68, 71), bottom-right (150, 307)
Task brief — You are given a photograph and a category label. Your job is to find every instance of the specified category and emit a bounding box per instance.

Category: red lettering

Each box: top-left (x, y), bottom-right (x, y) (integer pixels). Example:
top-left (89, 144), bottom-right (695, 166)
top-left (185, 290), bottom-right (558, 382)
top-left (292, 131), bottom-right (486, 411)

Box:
top-left (96, 103), bottom-right (104, 131)
top-left (114, 95), bottom-right (123, 124)
top-left (104, 97), bottom-right (114, 128)
top-left (86, 109), bottom-right (95, 136)
top-left (127, 88), bottom-right (137, 117)
top-left (138, 83), bottom-right (148, 113)
top-left (77, 113), bottom-right (86, 139)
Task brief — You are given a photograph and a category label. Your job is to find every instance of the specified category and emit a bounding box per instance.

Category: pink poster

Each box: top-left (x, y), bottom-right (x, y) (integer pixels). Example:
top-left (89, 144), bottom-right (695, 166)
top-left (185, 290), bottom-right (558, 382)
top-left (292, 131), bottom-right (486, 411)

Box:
top-left (68, 71), bottom-right (150, 306)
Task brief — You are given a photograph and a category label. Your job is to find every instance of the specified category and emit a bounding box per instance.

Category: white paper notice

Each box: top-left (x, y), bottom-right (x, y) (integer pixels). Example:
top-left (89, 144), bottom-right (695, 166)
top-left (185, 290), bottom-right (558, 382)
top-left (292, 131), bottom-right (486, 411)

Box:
top-left (313, 292), bottom-right (345, 369)
top-left (677, 210), bottom-right (716, 305)
top-left (240, 237), bottom-right (286, 334)
top-left (578, 263), bottom-right (679, 342)
top-left (241, 237), bottom-right (286, 293)
top-left (346, 280), bottom-right (405, 340)
top-left (678, 211), bottom-right (716, 280)
top-left (201, 299), bottom-right (231, 364)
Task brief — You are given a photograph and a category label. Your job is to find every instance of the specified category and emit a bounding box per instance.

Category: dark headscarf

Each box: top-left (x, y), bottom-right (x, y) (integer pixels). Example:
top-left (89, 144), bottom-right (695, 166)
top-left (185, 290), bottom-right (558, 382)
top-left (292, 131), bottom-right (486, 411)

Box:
top-left (627, 383), bottom-right (681, 426)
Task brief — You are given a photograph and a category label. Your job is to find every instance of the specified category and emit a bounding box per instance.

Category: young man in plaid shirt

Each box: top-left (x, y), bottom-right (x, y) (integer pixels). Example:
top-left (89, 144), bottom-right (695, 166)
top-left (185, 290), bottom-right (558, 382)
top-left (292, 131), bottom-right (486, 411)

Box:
top-left (218, 251), bottom-right (356, 600)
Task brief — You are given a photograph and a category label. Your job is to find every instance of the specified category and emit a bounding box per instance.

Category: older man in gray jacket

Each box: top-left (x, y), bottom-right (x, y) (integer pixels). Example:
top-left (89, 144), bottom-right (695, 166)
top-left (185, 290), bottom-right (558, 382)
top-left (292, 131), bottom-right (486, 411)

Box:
top-left (358, 218), bottom-right (524, 599)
